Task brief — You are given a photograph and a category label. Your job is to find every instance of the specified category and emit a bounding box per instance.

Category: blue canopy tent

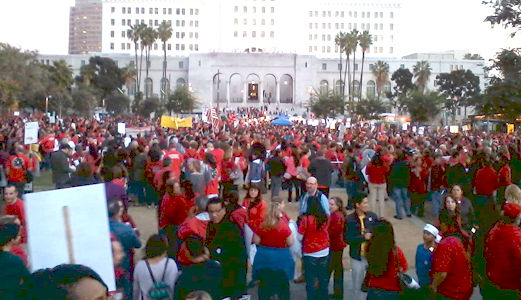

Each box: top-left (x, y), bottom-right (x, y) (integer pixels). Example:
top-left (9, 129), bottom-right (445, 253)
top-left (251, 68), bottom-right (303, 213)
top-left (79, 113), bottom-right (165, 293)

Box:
top-left (271, 117), bottom-right (293, 126)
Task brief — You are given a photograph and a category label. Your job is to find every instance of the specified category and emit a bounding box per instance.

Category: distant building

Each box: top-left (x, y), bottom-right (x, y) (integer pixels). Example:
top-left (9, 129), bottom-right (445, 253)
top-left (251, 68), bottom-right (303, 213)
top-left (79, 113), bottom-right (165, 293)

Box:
top-left (39, 51), bottom-right (486, 123)
top-left (68, 0), bottom-right (401, 58)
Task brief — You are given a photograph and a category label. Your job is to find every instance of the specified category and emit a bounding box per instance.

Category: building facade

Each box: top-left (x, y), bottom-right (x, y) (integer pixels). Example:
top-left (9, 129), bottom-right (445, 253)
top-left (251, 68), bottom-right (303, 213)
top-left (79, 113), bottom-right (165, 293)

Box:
top-left (69, 0), bottom-right (401, 58)
top-left (39, 52), bottom-right (486, 121)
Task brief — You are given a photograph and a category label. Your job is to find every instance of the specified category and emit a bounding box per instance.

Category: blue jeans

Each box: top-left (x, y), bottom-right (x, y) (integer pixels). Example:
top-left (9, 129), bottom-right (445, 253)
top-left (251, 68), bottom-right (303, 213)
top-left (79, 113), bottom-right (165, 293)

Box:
top-left (303, 255), bottom-right (329, 300)
top-left (271, 175), bottom-right (282, 197)
top-left (429, 189), bottom-right (446, 218)
top-left (391, 187), bottom-right (410, 218)
top-left (367, 288), bottom-right (400, 300)
top-left (345, 179), bottom-right (361, 209)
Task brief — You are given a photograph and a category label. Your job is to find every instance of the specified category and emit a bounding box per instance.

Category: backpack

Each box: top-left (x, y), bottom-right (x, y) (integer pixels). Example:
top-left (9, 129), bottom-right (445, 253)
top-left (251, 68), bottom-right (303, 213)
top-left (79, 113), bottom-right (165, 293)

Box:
top-left (145, 259), bottom-right (171, 300)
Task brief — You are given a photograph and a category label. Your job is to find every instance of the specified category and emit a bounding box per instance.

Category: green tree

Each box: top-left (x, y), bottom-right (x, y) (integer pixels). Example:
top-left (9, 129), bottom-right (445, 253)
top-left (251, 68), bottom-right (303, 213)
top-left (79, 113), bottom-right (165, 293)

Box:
top-left (127, 23), bottom-right (146, 93)
top-left (309, 89), bottom-right (345, 119)
top-left (137, 96), bottom-right (161, 117)
top-left (388, 68), bottom-right (416, 112)
top-left (348, 29), bottom-right (360, 100)
top-left (354, 97), bottom-right (388, 120)
top-left (401, 91), bottom-right (442, 124)
top-left (483, 0), bottom-right (521, 37)
top-left (106, 92), bottom-right (130, 115)
top-left (479, 48), bottom-right (521, 121)
top-left (72, 86), bottom-right (97, 116)
top-left (413, 60), bottom-right (432, 93)
top-left (45, 60), bottom-right (74, 115)
top-left (436, 69), bottom-right (481, 123)
top-left (77, 56), bottom-right (125, 102)
top-left (358, 31), bottom-right (373, 99)
top-left (372, 60), bottom-right (390, 100)
top-left (166, 86), bottom-right (199, 115)
top-left (341, 33), bottom-right (352, 99)
top-left (158, 21), bottom-right (173, 101)
top-left (141, 26), bottom-right (158, 82)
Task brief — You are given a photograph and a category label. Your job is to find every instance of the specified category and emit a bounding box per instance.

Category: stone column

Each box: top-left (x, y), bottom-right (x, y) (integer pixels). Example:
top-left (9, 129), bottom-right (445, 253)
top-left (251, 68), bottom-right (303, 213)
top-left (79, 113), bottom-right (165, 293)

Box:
top-left (276, 81), bottom-right (281, 104)
top-left (226, 80), bottom-right (230, 106)
top-left (259, 81), bottom-right (264, 105)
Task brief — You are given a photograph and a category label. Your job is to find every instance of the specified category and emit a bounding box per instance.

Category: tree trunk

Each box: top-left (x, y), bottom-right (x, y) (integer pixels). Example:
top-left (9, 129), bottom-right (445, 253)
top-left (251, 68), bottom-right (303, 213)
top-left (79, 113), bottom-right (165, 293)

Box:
top-left (344, 54), bottom-right (350, 100)
top-left (352, 51), bottom-right (357, 101)
top-left (359, 51), bottom-right (365, 99)
top-left (339, 51), bottom-right (343, 97)
top-left (139, 46), bottom-right (144, 93)
top-left (135, 43), bottom-right (140, 93)
top-left (163, 42), bottom-right (167, 101)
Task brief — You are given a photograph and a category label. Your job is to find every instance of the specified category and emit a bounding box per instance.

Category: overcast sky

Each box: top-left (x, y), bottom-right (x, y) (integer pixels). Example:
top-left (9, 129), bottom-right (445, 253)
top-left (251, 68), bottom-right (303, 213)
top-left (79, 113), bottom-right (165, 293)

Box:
top-left (0, 0), bottom-right (519, 60)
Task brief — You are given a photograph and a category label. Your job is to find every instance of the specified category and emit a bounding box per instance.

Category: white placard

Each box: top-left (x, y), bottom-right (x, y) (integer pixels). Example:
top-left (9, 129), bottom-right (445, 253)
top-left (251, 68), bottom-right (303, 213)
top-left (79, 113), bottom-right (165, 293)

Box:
top-left (450, 126), bottom-right (459, 134)
top-left (24, 122), bottom-right (39, 145)
top-left (418, 126), bottom-right (425, 135)
top-left (49, 115), bottom-right (56, 124)
top-left (25, 184), bottom-right (116, 291)
top-left (402, 123), bottom-right (408, 130)
top-left (14, 111), bottom-right (20, 116)
top-left (117, 122), bottom-right (126, 135)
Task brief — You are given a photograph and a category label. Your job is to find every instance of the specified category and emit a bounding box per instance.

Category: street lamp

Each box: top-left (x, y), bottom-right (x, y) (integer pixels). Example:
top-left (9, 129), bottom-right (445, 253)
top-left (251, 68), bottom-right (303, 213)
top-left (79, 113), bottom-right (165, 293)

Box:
top-left (45, 95), bottom-right (52, 114)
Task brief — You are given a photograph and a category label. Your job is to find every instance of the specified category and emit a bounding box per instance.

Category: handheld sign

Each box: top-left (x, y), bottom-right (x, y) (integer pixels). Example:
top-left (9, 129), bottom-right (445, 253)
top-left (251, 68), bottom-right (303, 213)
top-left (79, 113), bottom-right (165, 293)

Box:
top-left (25, 184), bottom-right (116, 291)
top-left (24, 122), bottom-right (39, 145)
top-left (117, 122), bottom-right (126, 135)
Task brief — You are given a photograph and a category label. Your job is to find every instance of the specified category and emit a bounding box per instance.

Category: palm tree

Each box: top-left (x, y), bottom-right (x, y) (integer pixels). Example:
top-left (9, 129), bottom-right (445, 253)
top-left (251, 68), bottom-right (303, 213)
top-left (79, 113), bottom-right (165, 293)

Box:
top-left (141, 25), bottom-right (158, 80)
top-left (358, 31), bottom-right (373, 99)
top-left (348, 29), bottom-right (359, 101)
top-left (335, 32), bottom-right (346, 97)
top-left (127, 23), bottom-right (145, 93)
top-left (157, 21), bottom-right (173, 101)
top-left (413, 60), bottom-right (432, 93)
top-left (372, 60), bottom-right (390, 100)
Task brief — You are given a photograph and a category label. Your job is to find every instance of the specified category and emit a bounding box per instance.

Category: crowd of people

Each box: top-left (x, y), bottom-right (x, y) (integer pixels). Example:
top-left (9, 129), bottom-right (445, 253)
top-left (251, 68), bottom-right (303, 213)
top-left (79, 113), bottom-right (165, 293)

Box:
top-left (1, 111), bottom-right (521, 300)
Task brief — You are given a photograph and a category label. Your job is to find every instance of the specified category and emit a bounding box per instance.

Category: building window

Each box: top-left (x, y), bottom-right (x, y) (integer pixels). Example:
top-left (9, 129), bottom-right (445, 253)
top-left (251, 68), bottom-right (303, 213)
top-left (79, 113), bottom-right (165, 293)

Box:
top-left (355, 63), bottom-right (359, 71)
top-left (390, 47), bottom-right (394, 54)
top-left (261, 31), bottom-right (265, 38)
top-left (110, 31), bottom-right (114, 37)
top-left (149, 20), bottom-right (152, 26)
top-left (327, 46), bottom-right (331, 53)
top-left (400, 64), bottom-right (405, 69)
top-left (190, 8), bottom-right (193, 15)
top-left (127, 43), bottom-right (131, 49)
top-left (362, 12), bottom-right (365, 18)
top-left (262, 7), bottom-right (266, 13)
top-left (234, 31), bottom-right (238, 37)
top-left (195, 33), bottom-right (198, 38)
top-left (168, 44), bottom-right (171, 50)
top-left (168, 8), bottom-right (172, 14)
top-left (195, 9), bottom-right (199, 15)
top-left (243, 31), bottom-right (247, 37)
top-left (253, 7), bottom-right (256, 13)
top-left (380, 23), bottom-right (383, 30)
top-left (176, 44), bottom-right (179, 50)
top-left (234, 18), bottom-right (238, 25)
top-left (121, 31), bottom-right (125, 37)
top-left (149, 8), bottom-right (153, 14)
top-left (176, 8), bottom-right (180, 15)
top-left (261, 19), bottom-right (265, 25)
top-left (338, 63), bottom-right (342, 71)
top-left (390, 23), bottom-right (394, 30)
top-left (189, 44), bottom-right (193, 51)
top-left (367, 80), bottom-right (376, 98)
top-left (182, 8), bottom-right (185, 15)
top-left (122, 19), bottom-right (126, 26)
top-left (244, 6), bottom-right (247, 13)
top-left (111, 19), bottom-right (115, 25)
top-left (271, 19), bottom-right (274, 25)
top-left (136, 7), bottom-right (139, 14)
top-left (122, 7), bottom-right (126, 14)
top-left (181, 20), bottom-right (185, 26)
top-left (176, 20), bottom-right (180, 27)
top-left (234, 6), bottom-right (238, 12)
top-left (309, 46), bottom-right (312, 52)
top-left (253, 19), bottom-right (256, 25)
top-left (390, 12), bottom-right (394, 18)
top-left (111, 7), bottom-right (115, 13)
top-left (271, 7), bottom-right (274, 13)
top-left (195, 21), bottom-right (198, 27)
top-left (154, 43), bottom-right (158, 50)
top-left (309, 34), bottom-right (312, 40)
top-left (121, 43), bottom-right (125, 49)
top-left (155, 20), bottom-right (159, 26)
top-left (252, 31), bottom-right (256, 38)
top-left (141, 7), bottom-right (144, 14)
top-left (181, 44), bottom-right (185, 50)
top-left (195, 44), bottom-right (198, 51)
top-left (128, 19), bottom-right (131, 25)
top-left (81, 60), bottom-right (86, 66)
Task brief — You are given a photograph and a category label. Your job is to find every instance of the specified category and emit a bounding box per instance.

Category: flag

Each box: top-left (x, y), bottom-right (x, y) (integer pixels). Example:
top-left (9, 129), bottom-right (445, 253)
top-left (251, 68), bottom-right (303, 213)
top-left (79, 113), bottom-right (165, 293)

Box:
top-left (207, 107), bottom-right (220, 133)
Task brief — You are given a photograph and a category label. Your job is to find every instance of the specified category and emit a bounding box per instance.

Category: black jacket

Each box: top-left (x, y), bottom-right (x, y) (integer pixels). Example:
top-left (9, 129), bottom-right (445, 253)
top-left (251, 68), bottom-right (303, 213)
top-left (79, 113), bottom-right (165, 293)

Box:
top-left (267, 156), bottom-right (286, 177)
top-left (50, 150), bottom-right (71, 187)
top-left (345, 211), bottom-right (379, 261)
top-left (388, 160), bottom-right (410, 189)
top-left (309, 157), bottom-right (334, 187)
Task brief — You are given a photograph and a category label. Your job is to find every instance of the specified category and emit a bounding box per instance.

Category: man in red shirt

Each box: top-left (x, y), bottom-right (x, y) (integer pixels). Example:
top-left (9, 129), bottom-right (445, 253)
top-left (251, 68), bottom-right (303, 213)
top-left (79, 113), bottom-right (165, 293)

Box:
top-left (2, 185), bottom-right (26, 243)
top-left (483, 203), bottom-right (521, 299)
top-left (473, 156), bottom-right (499, 228)
top-left (39, 132), bottom-right (56, 169)
top-left (431, 211), bottom-right (473, 300)
top-left (164, 144), bottom-right (184, 179)
top-left (5, 146), bottom-right (32, 197)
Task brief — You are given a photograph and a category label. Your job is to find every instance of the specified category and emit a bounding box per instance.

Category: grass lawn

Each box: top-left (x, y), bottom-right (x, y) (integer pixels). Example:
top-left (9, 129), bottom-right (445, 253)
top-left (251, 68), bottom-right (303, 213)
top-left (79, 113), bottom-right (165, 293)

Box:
top-left (33, 170), bottom-right (55, 192)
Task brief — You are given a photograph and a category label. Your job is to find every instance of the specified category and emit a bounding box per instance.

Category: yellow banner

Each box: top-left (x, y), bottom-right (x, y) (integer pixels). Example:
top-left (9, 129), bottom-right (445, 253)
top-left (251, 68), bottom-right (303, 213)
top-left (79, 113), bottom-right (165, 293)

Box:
top-left (508, 123), bottom-right (515, 134)
top-left (160, 116), bottom-right (192, 129)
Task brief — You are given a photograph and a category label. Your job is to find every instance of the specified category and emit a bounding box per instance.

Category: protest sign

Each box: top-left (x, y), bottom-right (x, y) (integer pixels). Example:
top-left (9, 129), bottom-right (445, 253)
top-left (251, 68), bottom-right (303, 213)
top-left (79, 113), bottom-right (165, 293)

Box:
top-left (24, 122), bottom-right (39, 145)
top-left (25, 184), bottom-right (116, 291)
top-left (117, 122), bottom-right (126, 135)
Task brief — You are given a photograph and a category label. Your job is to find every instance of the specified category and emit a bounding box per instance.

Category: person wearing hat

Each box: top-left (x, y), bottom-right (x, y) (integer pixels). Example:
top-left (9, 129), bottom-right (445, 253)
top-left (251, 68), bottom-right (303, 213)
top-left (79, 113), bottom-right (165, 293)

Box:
top-left (415, 224), bottom-right (441, 296)
top-left (483, 203), bottom-right (521, 299)
top-left (50, 143), bottom-right (74, 189)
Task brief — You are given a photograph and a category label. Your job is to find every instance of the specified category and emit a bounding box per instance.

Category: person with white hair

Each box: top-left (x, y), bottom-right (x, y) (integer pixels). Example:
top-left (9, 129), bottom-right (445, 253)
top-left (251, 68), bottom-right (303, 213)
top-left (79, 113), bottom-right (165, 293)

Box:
top-left (415, 224), bottom-right (441, 295)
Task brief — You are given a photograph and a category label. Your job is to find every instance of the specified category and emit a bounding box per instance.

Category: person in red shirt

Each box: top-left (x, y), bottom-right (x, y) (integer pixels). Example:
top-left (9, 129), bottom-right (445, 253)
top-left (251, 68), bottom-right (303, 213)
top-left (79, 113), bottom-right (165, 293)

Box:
top-left (497, 152), bottom-right (512, 205)
top-left (409, 155), bottom-right (429, 217)
top-left (5, 146), bottom-right (32, 197)
top-left (176, 195), bottom-right (210, 267)
top-left (144, 148), bottom-right (163, 207)
top-left (242, 184), bottom-right (267, 232)
top-left (365, 151), bottom-right (389, 217)
top-left (2, 185), bottom-right (27, 244)
top-left (252, 196), bottom-right (294, 300)
top-left (328, 197), bottom-right (347, 299)
top-left (39, 132), bottom-right (56, 169)
top-left (483, 202), bottom-right (521, 299)
top-left (473, 155), bottom-right (499, 228)
top-left (164, 144), bottom-right (184, 179)
top-left (431, 211), bottom-right (473, 300)
top-left (365, 219), bottom-right (408, 299)
top-left (298, 196), bottom-right (330, 300)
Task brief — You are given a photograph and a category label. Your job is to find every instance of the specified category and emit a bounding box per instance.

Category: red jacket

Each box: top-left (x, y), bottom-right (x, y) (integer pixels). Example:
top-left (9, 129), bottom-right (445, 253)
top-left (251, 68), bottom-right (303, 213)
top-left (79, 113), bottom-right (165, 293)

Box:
top-left (328, 211), bottom-right (347, 252)
top-left (485, 223), bottom-right (521, 291)
top-left (159, 194), bottom-right (195, 228)
top-left (498, 165), bottom-right (512, 187)
top-left (365, 163), bottom-right (388, 184)
top-left (474, 166), bottom-right (498, 196)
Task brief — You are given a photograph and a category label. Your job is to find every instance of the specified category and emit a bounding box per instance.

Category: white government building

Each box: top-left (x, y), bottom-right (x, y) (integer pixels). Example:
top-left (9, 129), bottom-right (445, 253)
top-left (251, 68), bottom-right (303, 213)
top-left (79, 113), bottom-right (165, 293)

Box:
top-left (54, 0), bottom-right (486, 119)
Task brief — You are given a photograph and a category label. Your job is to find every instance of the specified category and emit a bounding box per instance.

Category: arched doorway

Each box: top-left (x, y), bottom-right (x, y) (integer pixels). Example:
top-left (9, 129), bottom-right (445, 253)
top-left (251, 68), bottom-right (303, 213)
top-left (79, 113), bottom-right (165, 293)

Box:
top-left (246, 73), bottom-right (260, 102)
top-left (280, 74), bottom-right (293, 103)
top-left (229, 73), bottom-right (242, 103)
top-left (212, 73), bottom-right (226, 103)
top-left (176, 78), bottom-right (185, 88)
top-left (263, 74), bottom-right (276, 105)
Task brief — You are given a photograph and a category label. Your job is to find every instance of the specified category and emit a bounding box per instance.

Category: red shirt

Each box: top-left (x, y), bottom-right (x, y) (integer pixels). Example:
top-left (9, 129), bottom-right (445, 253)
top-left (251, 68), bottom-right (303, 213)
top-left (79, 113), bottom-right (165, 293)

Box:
top-left (165, 149), bottom-right (184, 178)
top-left (3, 198), bottom-right (26, 243)
top-left (474, 166), bottom-right (498, 196)
top-left (300, 156), bottom-right (310, 169)
top-left (230, 207), bottom-right (248, 230)
top-left (328, 211), bottom-right (347, 252)
top-left (409, 167), bottom-right (429, 194)
top-left (485, 223), bottom-right (521, 291)
top-left (256, 220), bottom-right (292, 248)
top-left (366, 247), bottom-right (408, 292)
top-left (40, 136), bottom-right (56, 153)
top-left (243, 198), bottom-right (267, 232)
top-left (432, 236), bottom-right (473, 300)
top-left (145, 160), bottom-right (163, 183)
top-left (159, 194), bottom-right (195, 228)
top-left (498, 165), bottom-right (512, 187)
top-left (365, 163), bottom-right (388, 184)
top-left (176, 214), bottom-right (209, 266)
top-left (5, 154), bottom-right (30, 182)
top-left (298, 215), bottom-right (329, 254)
